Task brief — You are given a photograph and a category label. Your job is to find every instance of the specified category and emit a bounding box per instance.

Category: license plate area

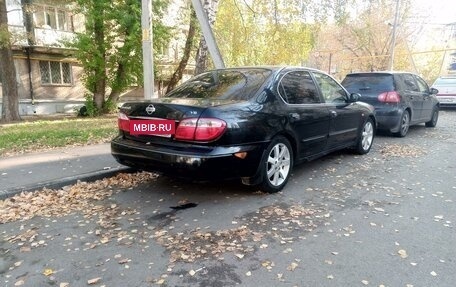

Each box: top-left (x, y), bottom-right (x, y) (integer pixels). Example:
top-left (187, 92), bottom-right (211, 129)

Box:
top-left (129, 119), bottom-right (175, 136)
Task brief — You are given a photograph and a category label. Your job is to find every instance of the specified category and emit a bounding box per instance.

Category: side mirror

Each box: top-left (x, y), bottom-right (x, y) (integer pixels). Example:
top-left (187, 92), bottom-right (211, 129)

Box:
top-left (348, 93), bottom-right (361, 102)
top-left (430, 87), bottom-right (439, 95)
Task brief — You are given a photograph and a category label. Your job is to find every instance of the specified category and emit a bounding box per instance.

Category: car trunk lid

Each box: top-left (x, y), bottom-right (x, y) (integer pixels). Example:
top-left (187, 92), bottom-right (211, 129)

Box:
top-left (118, 99), bottom-right (240, 144)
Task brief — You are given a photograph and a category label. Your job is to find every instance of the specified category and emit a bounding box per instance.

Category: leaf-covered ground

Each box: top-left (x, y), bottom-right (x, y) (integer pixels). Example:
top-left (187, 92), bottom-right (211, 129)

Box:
top-left (1, 111), bottom-right (456, 286)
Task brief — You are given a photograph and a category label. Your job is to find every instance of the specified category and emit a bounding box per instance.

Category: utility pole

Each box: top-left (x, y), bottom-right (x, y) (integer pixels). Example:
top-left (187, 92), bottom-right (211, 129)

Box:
top-left (191, 0), bottom-right (225, 69)
top-left (388, 0), bottom-right (400, 71)
top-left (141, 0), bottom-right (155, 99)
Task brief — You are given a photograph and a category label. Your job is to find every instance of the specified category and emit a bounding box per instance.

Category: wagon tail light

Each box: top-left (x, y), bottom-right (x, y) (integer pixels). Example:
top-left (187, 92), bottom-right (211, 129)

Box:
top-left (378, 91), bottom-right (401, 103)
top-left (175, 118), bottom-right (227, 142)
top-left (118, 112), bottom-right (130, 132)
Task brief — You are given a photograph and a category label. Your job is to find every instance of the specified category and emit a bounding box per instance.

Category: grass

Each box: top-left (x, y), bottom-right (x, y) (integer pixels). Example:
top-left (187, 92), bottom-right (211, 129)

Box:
top-left (0, 116), bottom-right (118, 156)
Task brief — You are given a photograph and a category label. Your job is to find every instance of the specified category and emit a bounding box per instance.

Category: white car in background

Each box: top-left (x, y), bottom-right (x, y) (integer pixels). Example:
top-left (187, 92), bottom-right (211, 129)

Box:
top-left (432, 76), bottom-right (456, 107)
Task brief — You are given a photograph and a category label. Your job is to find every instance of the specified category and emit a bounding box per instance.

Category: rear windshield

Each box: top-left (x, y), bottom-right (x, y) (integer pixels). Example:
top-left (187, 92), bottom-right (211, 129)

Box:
top-left (433, 77), bottom-right (456, 86)
top-left (166, 69), bottom-right (272, 101)
top-left (342, 74), bottom-right (394, 93)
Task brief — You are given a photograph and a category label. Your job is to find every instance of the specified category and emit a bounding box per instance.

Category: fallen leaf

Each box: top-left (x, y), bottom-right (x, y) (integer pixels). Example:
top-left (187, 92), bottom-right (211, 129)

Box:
top-left (398, 249), bottom-right (408, 259)
top-left (87, 277), bottom-right (102, 285)
top-left (287, 262), bottom-right (298, 271)
top-left (118, 258), bottom-right (129, 264)
top-left (100, 238), bottom-right (109, 244)
top-left (43, 269), bottom-right (54, 276)
top-left (19, 246), bottom-right (31, 252)
top-left (261, 261), bottom-right (270, 267)
top-left (14, 261), bottom-right (23, 267)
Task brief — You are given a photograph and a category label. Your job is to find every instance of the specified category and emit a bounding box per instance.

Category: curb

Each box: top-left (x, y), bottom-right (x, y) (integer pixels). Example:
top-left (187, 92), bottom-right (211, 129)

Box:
top-left (0, 166), bottom-right (133, 200)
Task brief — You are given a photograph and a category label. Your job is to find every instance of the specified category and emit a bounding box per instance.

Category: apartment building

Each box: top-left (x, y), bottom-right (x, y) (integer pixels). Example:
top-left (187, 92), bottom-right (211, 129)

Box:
top-left (0, 0), bottom-right (87, 115)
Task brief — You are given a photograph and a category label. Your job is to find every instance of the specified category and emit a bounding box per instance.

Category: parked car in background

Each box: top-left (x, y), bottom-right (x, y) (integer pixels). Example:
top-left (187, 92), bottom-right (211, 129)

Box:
top-left (431, 76), bottom-right (456, 107)
top-left (112, 67), bottom-right (376, 193)
top-left (342, 72), bottom-right (439, 137)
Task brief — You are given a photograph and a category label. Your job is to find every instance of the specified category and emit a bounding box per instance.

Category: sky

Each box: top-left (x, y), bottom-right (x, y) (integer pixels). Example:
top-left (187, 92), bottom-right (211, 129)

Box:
top-left (411, 0), bottom-right (456, 25)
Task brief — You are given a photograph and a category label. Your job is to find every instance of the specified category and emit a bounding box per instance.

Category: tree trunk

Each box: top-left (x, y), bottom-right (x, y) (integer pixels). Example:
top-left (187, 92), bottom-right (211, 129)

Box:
top-left (166, 10), bottom-right (197, 94)
top-left (0, 0), bottom-right (21, 122)
top-left (107, 62), bottom-right (125, 104)
top-left (194, 0), bottom-right (219, 75)
top-left (92, 2), bottom-right (106, 112)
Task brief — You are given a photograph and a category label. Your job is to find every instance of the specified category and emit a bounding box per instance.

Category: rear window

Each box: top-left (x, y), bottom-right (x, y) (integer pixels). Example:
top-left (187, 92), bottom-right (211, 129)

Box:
top-left (342, 74), bottom-right (394, 93)
top-left (433, 77), bottom-right (456, 86)
top-left (166, 69), bottom-right (272, 101)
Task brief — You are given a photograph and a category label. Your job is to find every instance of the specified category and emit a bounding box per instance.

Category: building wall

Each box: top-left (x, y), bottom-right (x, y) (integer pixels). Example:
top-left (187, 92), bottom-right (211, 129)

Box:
top-left (0, 0), bottom-right (87, 115)
top-left (0, 56), bottom-right (86, 115)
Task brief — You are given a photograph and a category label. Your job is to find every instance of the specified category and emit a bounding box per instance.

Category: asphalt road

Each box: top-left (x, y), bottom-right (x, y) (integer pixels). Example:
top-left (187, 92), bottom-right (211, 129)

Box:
top-left (1, 109), bottom-right (456, 287)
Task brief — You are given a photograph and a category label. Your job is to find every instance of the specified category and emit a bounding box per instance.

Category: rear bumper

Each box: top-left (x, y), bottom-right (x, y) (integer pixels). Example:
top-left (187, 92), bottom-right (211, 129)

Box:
top-left (374, 107), bottom-right (403, 133)
top-left (436, 95), bottom-right (456, 106)
top-left (111, 136), bottom-right (267, 180)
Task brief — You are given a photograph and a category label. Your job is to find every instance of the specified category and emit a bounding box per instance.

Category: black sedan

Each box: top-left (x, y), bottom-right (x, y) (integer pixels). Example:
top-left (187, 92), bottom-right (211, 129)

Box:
top-left (111, 67), bottom-right (376, 193)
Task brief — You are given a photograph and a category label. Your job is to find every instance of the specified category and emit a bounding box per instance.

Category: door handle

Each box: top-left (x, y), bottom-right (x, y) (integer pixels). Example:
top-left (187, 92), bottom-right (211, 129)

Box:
top-left (330, 110), bottom-right (337, 118)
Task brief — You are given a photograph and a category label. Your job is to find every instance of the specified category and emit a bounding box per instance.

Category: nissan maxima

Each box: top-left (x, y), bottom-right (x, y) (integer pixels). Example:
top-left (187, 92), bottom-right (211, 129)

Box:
top-left (111, 67), bottom-right (376, 193)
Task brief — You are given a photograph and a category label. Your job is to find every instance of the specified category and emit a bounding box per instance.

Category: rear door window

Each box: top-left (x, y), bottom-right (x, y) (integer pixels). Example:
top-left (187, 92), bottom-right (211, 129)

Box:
top-left (313, 72), bottom-right (347, 103)
top-left (414, 75), bottom-right (430, 93)
top-left (278, 71), bottom-right (320, 104)
top-left (401, 74), bottom-right (420, 92)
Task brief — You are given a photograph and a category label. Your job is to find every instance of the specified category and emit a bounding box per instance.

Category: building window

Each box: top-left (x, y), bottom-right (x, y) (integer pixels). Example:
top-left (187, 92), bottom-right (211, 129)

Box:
top-left (39, 61), bottom-right (73, 85)
top-left (34, 6), bottom-right (73, 32)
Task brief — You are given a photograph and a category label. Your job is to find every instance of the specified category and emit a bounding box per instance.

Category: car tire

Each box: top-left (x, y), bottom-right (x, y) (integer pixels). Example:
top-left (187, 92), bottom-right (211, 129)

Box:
top-left (425, 107), bottom-right (439, 127)
top-left (257, 136), bottom-right (293, 193)
top-left (393, 110), bottom-right (410, 137)
top-left (355, 118), bottom-right (375, 154)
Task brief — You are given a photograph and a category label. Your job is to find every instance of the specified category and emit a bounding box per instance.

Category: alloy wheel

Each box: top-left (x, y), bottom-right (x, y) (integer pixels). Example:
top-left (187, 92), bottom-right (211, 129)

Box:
top-left (361, 121), bottom-right (374, 151)
top-left (266, 143), bottom-right (291, 187)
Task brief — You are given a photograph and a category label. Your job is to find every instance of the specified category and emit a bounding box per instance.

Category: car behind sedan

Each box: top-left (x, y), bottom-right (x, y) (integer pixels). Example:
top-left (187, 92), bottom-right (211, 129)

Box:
top-left (342, 72), bottom-right (439, 137)
top-left (431, 76), bottom-right (456, 107)
top-left (112, 67), bottom-right (376, 193)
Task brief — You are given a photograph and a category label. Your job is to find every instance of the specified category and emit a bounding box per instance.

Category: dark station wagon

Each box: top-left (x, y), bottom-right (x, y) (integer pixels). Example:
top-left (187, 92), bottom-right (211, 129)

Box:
top-left (112, 67), bottom-right (376, 193)
top-left (342, 71), bottom-right (439, 137)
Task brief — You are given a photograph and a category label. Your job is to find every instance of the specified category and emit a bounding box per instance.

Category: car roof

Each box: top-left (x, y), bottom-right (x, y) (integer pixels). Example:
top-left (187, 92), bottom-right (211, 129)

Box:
top-left (436, 75), bottom-right (456, 79)
top-left (345, 71), bottom-right (416, 76)
top-left (208, 66), bottom-right (329, 75)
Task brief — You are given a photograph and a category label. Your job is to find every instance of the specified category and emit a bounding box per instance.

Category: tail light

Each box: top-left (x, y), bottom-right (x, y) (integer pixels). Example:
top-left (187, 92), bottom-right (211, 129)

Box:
top-left (118, 112), bottom-right (130, 132)
top-left (378, 91), bottom-right (401, 103)
top-left (175, 118), bottom-right (227, 142)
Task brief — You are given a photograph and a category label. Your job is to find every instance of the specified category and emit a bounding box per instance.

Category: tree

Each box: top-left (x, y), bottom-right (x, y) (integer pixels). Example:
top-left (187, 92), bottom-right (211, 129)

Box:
top-left (309, 0), bottom-right (415, 76)
top-left (0, 0), bottom-right (21, 122)
top-left (194, 0), bottom-right (219, 75)
top-left (166, 9), bottom-right (198, 93)
top-left (71, 0), bottom-right (171, 115)
top-left (215, 0), bottom-right (316, 67)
